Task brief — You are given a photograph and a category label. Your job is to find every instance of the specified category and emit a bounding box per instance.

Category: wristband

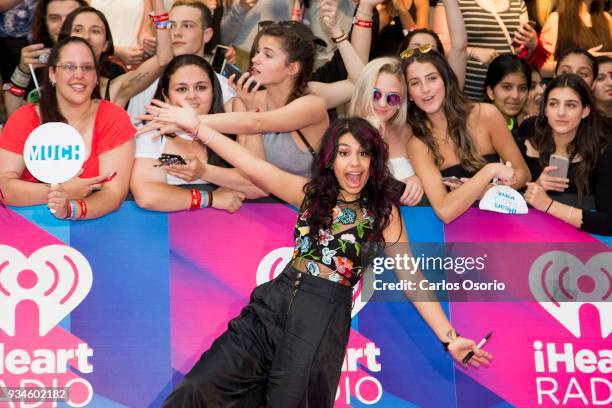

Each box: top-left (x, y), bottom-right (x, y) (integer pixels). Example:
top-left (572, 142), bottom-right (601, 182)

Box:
top-left (190, 188), bottom-right (202, 211)
top-left (63, 200), bottom-right (73, 220)
top-left (2, 82), bottom-right (26, 97)
top-left (200, 191), bottom-right (208, 209)
top-left (149, 11), bottom-right (169, 23)
top-left (544, 199), bottom-right (553, 214)
top-left (352, 17), bottom-right (373, 28)
top-left (76, 199), bottom-right (87, 219)
top-left (203, 128), bottom-right (216, 145)
top-left (155, 20), bottom-right (171, 30)
top-left (331, 32), bottom-right (349, 44)
top-left (208, 190), bottom-right (213, 209)
top-left (10, 66), bottom-right (31, 88)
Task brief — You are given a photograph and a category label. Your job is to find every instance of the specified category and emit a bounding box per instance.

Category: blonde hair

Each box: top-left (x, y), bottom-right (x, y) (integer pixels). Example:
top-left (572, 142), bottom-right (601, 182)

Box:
top-left (536, 0), bottom-right (555, 26)
top-left (347, 57), bottom-right (407, 130)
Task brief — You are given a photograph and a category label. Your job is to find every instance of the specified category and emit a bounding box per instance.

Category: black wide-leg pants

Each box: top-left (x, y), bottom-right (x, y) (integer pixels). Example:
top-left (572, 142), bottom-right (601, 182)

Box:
top-left (163, 265), bottom-right (353, 408)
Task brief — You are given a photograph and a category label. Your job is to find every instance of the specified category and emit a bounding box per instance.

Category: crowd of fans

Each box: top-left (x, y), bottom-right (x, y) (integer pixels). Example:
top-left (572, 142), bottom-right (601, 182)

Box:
top-left (0, 0), bottom-right (610, 235)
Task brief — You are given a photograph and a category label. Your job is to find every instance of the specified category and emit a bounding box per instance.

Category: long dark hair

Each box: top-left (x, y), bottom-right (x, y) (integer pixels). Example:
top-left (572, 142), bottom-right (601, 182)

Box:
top-left (555, 0), bottom-right (611, 59)
top-left (32, 0), bottom-right (87, 46)
top-left (154, 54), bottom-right (232, 168)
top-left (303, 118), bottom-right (402, 245)
top-left (402, 49), bottom-right (485, 172)
top-left (40, 36), bottom-right (100, 124)
top-left (59, 6), bottom-right (115, 78)
top-left (532, 73), bottom-right (608, 201)
top-left (484, 54), bottom-right (532, 101)
top-left (250, 23), bottom-right (316, 104)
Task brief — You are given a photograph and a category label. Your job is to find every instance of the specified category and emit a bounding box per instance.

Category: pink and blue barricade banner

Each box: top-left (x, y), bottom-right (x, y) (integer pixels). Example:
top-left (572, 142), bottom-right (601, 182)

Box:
top-left (0, 202), bottom-right (609, 407)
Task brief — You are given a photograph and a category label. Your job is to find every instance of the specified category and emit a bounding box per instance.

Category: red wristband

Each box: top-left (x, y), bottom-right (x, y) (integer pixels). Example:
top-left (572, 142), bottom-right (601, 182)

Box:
top-left (149, 12), bottom-right (169, 23)
top-left (353, 17), bottom-right (373, 28)
top-left (2, 82), bottom-right (26, 97)
top-left (190, 188), bottom-right (202, 211)
top-left (76, 199), bottom-right (87, 219)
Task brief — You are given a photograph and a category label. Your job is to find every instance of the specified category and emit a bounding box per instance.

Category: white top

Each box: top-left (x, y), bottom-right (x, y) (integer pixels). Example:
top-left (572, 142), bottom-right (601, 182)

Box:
top-left (127, 73), bottom-right (235, 125)
top-left (388, 157), bottom-right (415, 180)
top-left (135, 130), bottom-right (207, 185)
top-left (90, 0), bottom-right (143, 47)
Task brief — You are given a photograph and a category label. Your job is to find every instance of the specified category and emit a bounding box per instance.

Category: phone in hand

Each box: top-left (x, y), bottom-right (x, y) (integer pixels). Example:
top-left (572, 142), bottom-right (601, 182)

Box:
top-left (548, 154), bottom-right (569, 178)
top-left (212, 44), bottom-right (229, 73)
top-left (221, 62), bottom-right (261, 92)
top-left (155, 153), bottom-right (187, 167)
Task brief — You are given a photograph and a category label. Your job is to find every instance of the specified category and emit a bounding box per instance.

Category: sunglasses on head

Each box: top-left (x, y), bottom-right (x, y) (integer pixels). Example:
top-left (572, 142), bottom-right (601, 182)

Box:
top-left (372, 88), bottom-right (401, 107)
top-left (258, 20), bottom-right (299, 32)
top-left (400, 43), bottom-right (434, 60)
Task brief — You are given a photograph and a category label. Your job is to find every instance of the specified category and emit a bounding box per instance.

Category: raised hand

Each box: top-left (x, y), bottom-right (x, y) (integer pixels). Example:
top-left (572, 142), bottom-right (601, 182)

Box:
top-left (137, 99), bottom-right (200, 138)
top-left (513, 22), bottom-right (538, 53)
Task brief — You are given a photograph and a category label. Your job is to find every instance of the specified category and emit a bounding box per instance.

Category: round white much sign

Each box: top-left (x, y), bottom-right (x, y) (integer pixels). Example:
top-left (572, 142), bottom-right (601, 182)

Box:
top-left (24, 122), bottom-right (85, 184)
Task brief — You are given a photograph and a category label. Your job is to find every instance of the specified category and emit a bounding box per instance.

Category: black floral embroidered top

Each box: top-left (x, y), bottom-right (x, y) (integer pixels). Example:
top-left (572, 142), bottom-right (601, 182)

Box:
top-left (291, 199), bottom-right (378, 287)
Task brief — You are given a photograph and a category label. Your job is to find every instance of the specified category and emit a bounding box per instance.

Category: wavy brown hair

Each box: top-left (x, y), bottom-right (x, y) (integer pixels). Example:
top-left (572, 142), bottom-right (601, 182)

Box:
top-left (401, 49), bottom-right (485, 172)
top-left (532, 74), bottom-right (608, 202)
top-left (555, 0), bottom-right (611, 59)
top-left (250, 23), bottom-right (315, 105)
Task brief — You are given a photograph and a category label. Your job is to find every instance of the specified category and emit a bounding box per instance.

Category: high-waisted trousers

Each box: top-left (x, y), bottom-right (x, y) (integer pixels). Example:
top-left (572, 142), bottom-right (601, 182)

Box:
top-left (163, 265), bottom-right (353, 408)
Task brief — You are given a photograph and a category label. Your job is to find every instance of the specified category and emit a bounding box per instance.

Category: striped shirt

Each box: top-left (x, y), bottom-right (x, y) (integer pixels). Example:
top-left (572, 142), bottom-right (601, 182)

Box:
top-left (438, 0), bottom-right (527, 100)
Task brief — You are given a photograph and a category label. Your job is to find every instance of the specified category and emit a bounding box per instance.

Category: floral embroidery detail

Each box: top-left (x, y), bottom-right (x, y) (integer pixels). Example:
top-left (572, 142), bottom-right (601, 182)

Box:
top-left (298, 226), bottom-right (310, 236)
top-left (340, 233), bottom-right (355, 243)
top-left (321, 247), bottom-right (337, 265)
top-left (297, 236), bottom-right (311, 253)
top-left (362, 208), bottom-right (374, 223)
top-left (337, 207), bottom-right (357, 225)
top-left (306, 261), bottom-right (320, 276)
top-left (333, 256), bottom-right (353, 278)
top-left (318, 229), bottom-right (334, 246)
top-left (328, 272), bottom-right (341, 282)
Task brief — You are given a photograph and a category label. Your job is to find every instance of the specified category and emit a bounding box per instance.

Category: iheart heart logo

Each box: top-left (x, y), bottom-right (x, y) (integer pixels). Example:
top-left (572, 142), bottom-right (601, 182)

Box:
top-left (0, 245), bottom-right (93, 337)
top-left (529, 251), bottom-right (611, 338)
top-left (256, 247), bottom-right (367, 318)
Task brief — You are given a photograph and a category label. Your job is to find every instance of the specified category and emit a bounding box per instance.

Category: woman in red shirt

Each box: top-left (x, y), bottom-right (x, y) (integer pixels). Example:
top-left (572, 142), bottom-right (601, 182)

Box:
top-left (0, 36), bottom-right (135, 220)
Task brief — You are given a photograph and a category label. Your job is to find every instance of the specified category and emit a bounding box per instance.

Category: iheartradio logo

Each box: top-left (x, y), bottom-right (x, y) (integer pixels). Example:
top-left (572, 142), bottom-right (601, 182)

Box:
top-left (256, 247), bottom-right (367, 317)
top-left (0, 245), bottom-right (93, 337)
top-left (529, 251), bottom-right (611, 338)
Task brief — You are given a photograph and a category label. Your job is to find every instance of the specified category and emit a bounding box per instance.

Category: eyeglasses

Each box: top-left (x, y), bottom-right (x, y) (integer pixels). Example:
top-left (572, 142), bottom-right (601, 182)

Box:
top-left (258, 20), bottom-right (299, 32)
top-left (400, 43), bottom-right (434, 60)
top-left (372, 88), bottom-right (402, 107)
top-left (55, 63), bottom-right (96, 73)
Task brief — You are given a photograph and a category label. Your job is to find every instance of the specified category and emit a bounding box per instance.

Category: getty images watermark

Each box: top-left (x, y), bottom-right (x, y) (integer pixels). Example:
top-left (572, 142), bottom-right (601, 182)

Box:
top-left (360, 243), bottom-right (612, 303)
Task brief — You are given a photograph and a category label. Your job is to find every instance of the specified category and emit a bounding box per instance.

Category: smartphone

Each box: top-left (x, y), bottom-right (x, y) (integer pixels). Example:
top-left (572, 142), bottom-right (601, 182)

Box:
top-left (221, 61), bottom-right (261, 92)
top-left (155, 153), bottom-right (187, 167)
top-left (442, 176), bottom-right (464, 186)
top-left (211, 44), bottom-right (229, 73)
top-left (221, 61), bottom-right (242, 83)
top-left (527, 20), bottom-right (537, 29)
top-left (548, 154), bottom-right (569, 178)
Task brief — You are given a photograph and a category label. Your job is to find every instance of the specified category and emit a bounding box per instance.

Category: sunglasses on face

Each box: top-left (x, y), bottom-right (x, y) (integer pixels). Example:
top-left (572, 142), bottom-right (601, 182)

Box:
top-left (399, 43), bottom-right (433, 60)
top-left (372, 88), bottom-right (401, 107)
